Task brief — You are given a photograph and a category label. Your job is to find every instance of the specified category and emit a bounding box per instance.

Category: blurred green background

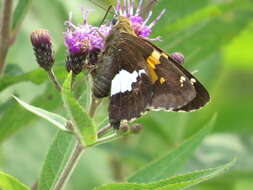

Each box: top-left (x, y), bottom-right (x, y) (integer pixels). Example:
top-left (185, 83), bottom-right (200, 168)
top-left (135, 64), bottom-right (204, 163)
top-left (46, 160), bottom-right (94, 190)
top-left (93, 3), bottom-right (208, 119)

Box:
top-left (0, 0), bottom-right (253, 189)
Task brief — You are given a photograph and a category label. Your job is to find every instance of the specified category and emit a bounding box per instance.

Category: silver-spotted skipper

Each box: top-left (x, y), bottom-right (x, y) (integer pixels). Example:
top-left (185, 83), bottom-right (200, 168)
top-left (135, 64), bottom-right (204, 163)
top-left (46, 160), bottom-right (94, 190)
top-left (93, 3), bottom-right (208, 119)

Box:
top-left (91, 16), bottom-right (210, 129)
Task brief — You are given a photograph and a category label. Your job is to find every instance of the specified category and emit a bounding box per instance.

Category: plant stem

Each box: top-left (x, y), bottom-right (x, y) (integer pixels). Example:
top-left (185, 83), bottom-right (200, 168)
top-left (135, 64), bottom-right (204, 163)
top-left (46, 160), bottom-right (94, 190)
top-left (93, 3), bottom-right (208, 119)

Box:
top-left (52, 93), bottom-right (101, 189)
top-left (48, 69), bottom-right (61, 91)
top-left (97, 124), bottom-right (113, 138)
top-left (89, 95), bottom-right (101, 117)
top-left (53, 143), bottom-right (84, 190)
top-left (109, 157), bottom-right (124, 182)
top-left (31, 181), bottom-right (38, 190)
top-left (0, 0), bottom-right (13, 76)
top-left (94, 133), bottom-right (120, 146)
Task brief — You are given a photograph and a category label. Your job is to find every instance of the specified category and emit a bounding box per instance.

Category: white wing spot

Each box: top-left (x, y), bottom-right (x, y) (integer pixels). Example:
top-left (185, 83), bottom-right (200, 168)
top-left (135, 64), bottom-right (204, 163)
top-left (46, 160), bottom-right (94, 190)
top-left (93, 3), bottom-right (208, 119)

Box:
top-left (190, 78), bottom-right (196, 85)
top-left (180, 76), bottom-right (186, 87)
top-left (111, 69), bottom-right (146, 96)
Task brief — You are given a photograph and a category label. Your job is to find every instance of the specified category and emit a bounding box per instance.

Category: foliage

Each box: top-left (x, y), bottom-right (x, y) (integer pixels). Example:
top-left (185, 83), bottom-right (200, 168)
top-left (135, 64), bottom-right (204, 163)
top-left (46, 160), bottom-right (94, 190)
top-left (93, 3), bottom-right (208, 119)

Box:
top-left (0, 0), bottom-right (253, 190)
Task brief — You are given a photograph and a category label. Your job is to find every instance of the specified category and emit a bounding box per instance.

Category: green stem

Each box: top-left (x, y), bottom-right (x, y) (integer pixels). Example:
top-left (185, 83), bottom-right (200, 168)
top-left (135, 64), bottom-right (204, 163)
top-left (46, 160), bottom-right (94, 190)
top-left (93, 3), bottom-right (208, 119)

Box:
top-left (97, 124), bottom-right (113, 138)
top-left (89, 95), bottom-right (101, 117)
top-left (52, 92), bottom-right (101, 189)
top-left (53, 143), bottom-right (84, 190)
top-left (0, 0), bottom-right (13, 76)
top-left (48, 69), bottom-right (62, 91)
top-left (94, 133), bottom-right (120, 146)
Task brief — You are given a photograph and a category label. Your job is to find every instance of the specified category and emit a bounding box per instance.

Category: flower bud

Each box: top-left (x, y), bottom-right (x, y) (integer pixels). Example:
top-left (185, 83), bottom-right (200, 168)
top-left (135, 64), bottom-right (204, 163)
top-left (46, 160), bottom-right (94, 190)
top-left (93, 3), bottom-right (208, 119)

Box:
top-left (66, 51), bottom-right (87, 75)
top-left (30, 29), bottom-right (54, 71)
top-left (130, 124), bottom-right (143, 134)
top-left (118, 124), bottom-right (129, 134)
top-left (88, 48), bottom-right (101, 66)
top-left (171, 52), bottom-right (184, 64)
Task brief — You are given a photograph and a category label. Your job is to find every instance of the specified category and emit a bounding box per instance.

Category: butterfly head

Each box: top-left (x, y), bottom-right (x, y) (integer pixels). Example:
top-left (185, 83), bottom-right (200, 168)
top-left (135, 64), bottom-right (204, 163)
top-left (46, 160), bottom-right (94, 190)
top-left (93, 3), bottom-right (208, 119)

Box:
top-left (111, 16), bottom-right (136, 36)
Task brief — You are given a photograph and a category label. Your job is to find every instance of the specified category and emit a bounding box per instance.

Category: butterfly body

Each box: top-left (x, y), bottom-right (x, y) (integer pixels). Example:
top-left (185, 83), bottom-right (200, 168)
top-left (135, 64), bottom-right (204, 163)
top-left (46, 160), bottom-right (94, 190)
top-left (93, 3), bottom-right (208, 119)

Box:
top-left (92, 16), bottom-right (210, 129)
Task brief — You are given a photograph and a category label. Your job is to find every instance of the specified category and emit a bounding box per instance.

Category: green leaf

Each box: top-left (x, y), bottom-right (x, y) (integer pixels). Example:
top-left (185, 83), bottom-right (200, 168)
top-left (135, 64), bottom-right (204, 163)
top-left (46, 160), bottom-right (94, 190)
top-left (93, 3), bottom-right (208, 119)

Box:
top-left (94, 159), bottom-right (235, 190)
top-left (94, 183), bottom-right (148, 190)
top-left (61, 72), bottom-right (97, 145)
top-left (0, 171), bottom-right (30, 190)
top-left (38, 131), bottom-right (76, 190)
top-left (156, 0), bottom-right (253, 66)
top-left (0, 84), bottom-right (62, 143)
top-left (13, 96), bottom-right (68, 131)
top-left (12, 0), bottom-right (33, 32)
top-left (145, 159), bottom-right (236, 189)
top-left (0, 67), bottom-right (65, 92)
top-left (128, 115), bottom-right (217, 183)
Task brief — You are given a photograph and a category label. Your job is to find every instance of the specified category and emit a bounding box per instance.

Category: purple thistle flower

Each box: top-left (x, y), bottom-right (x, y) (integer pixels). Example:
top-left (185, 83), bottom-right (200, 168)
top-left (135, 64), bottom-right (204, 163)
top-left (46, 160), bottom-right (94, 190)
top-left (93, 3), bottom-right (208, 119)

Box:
top-left (64, 10), bottom-right (111, 74)
top-left (64, 11), bottom-right (110, 55)
top-left (114, 0), bottom-right (166, 40)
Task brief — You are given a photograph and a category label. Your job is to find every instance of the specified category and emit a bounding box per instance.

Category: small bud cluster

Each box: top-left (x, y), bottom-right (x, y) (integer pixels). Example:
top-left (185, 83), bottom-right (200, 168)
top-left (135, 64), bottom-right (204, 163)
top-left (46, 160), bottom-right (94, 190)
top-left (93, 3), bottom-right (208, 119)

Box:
top-left (118, 123), bottom-right (143, 134)
top-left (171, 52), bottom-right (185, 64)
top-left (30, 29), bottom-right (54, 71)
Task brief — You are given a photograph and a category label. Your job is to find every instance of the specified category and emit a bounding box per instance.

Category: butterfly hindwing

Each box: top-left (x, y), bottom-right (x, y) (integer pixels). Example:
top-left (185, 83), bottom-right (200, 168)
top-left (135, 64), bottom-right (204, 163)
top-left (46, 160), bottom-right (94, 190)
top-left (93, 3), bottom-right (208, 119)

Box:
top-left (142, 38), bottom-right (210, 111)
top-left (148, 53), bottom-right (196, 110)
top-left (168, 56), bottom-right (210, 111)
top-left (108, 39), bottom-right (153, 129)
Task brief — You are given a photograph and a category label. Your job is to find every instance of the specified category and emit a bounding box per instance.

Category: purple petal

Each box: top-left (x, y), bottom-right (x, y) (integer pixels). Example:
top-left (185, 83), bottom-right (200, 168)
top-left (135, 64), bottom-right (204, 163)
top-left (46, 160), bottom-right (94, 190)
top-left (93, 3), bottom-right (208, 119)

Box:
top-left (123, 0), bottom-right (127, 16)
top-left (135, 0), bottom-right (143, 16)
top-left (130, 0), bottom-right (134, 15)
top-left (142, 11), bottom-right (153, 26)
top-left (149, 9), bottom-right (166, 29)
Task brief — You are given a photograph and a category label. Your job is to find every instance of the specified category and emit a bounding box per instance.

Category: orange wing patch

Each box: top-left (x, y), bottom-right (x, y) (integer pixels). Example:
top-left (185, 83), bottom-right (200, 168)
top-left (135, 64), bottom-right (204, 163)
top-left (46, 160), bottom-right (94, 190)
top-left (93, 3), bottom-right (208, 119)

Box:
top-left (146, 50), bottom-right (161, 83)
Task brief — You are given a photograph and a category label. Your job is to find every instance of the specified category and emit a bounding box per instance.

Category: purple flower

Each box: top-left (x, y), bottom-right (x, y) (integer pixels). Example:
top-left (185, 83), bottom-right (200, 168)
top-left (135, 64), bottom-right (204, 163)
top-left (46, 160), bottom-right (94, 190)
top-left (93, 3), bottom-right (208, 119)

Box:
top-left (64, 10), bottom-right (111, 74)
top-left (64, 10), bottom-right (110, 55)
top-left (114, 0), bottom-right (166, 40)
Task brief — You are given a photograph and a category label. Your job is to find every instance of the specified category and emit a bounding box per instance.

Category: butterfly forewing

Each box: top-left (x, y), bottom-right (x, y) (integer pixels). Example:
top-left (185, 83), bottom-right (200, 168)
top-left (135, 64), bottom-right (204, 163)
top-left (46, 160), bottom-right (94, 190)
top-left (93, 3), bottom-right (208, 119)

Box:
top-left (142, 38), bottom-right (210, 111)
top-left (108, 39), bottom-right (153, 129)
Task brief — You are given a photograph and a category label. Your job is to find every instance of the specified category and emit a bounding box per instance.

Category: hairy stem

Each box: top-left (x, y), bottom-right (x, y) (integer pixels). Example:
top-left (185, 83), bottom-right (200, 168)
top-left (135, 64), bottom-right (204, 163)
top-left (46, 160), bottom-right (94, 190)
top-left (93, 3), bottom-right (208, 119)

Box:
top-left (48, 69), bottom-right (62, 91)
top-left (97, 124), bottom-right (113, 138)
top-left (53, 143), bottom-right (84, 190)
top-left (52, 93), bottom-right (101, 189)
top-left (0, 0), bottom-right (13, 75)
top-left (89, 95), bottom-right (101, 117)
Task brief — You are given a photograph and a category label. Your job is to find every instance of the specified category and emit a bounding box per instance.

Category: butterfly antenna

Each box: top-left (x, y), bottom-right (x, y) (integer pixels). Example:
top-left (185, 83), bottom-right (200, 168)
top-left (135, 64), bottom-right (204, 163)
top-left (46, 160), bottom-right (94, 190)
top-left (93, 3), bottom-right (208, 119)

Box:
top-left (88, 0), bottom-right (107, 10)
top-left (99, 5), bottom-right (113, 26)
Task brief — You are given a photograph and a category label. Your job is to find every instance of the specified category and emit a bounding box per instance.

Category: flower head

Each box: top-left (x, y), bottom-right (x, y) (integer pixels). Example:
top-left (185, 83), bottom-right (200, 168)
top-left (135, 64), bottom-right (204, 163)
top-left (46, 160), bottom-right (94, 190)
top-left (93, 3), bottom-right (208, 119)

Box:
top-left (64, 10), bottom-right (110, 55)
top-left (64, 10), bottom-right (111, 74)
top-left (30, 29), bottom-right (54, 71)
top-left (114, 0), bottom-right (166, 40)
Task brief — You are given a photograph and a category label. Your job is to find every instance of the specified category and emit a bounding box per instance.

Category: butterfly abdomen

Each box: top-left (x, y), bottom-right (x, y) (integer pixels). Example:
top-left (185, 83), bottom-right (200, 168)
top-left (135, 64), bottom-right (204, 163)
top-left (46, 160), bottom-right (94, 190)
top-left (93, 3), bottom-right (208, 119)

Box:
top-left (91, 55), bottom-right (115, 98)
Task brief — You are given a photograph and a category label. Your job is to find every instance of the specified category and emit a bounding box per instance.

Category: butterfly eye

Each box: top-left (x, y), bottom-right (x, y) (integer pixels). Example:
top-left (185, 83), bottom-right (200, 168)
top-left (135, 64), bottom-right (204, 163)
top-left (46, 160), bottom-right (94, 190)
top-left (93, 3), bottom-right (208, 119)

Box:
top-left (112, 18), bottom-right (118, 25)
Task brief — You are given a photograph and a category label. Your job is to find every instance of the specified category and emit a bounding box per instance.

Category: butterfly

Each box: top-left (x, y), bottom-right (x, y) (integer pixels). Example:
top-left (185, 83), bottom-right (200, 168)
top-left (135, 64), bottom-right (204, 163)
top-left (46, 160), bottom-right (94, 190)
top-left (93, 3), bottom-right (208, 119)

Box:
top-left (91, 16), bottom-right (210, 129)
